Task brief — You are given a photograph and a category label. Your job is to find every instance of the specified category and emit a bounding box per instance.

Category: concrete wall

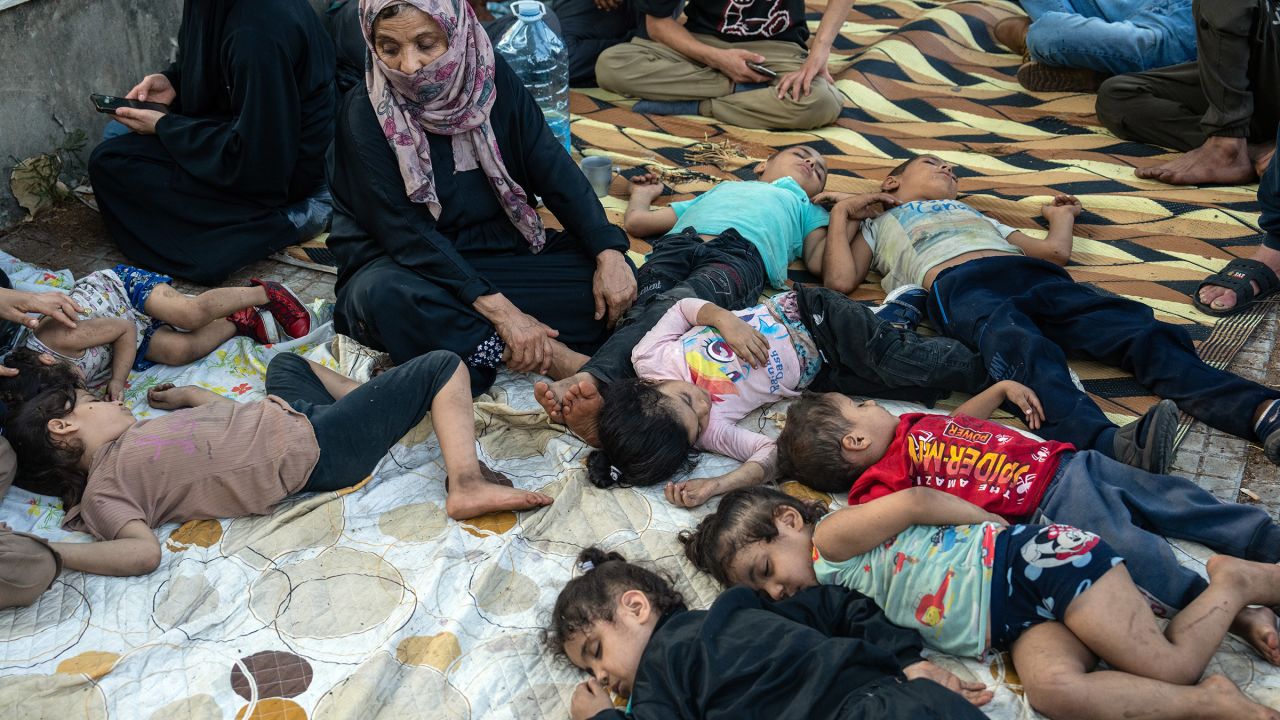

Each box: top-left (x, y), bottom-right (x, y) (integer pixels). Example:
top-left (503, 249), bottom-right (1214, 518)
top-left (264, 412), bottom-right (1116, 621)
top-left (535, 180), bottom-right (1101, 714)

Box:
top-left (0, 0), bottom-right (185, 227)
top-left (0, 0), bottom-right (332, 229)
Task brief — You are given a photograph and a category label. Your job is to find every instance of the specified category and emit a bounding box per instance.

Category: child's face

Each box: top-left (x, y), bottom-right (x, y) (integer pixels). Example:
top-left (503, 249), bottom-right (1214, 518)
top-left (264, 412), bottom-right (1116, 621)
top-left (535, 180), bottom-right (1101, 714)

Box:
top-left (757, 146), bottom-right (828, 198)
top-left (62, 390), bottom-right (136, 441)
top-left (655, 380), bottom-right (711, 443)
top-left (725, 507), bottom-right (819, 600)
top-left (563, 592), bottom-right (658, 699)
top-left (882, 155), bottom-right (959, 202)
top-left (829, 395), bottom-right (898, 467)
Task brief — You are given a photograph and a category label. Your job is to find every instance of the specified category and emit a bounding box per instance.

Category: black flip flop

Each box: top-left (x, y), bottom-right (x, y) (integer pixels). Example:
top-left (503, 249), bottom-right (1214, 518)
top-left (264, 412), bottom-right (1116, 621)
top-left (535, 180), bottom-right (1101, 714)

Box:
top-left (1192, 258), bottom-right (1280, 317)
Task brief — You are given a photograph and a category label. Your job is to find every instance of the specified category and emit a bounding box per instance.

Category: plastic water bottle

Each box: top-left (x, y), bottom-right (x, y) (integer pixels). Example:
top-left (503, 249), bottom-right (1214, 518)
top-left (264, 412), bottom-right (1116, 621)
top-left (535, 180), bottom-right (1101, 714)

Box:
top-left (495, 1), bottom-right (571, 154)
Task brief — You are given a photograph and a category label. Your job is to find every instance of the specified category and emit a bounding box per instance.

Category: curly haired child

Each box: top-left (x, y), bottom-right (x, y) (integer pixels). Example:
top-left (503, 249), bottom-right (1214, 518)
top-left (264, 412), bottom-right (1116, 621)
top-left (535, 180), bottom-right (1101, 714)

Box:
top-left (547, 547), bottom-right (990, 720)
top-left (18, 264), bottom-right (312, 400)
top-left (680, 486), bottom-right (1280, 720)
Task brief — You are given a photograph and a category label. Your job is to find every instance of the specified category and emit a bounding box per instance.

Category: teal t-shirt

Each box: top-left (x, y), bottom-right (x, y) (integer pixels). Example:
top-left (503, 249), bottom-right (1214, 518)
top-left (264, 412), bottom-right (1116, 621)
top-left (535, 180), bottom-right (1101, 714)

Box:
top-left (669, 177), bottom-right (830, 288)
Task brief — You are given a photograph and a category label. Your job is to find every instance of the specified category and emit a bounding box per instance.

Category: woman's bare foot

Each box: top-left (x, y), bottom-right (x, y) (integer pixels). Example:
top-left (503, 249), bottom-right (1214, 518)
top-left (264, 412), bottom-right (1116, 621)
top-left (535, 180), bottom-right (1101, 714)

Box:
top-left (1206, 555), bottom-right (1280, 608)
top-left (535, 371), bottom-right (595, 423)
top-left (1197, 674), bottom-right (1280, 719)
top-left (1231, 605), bottom-right (1280, 665)
top-left (444, 467), bottom-right (553, 521)
top-left (1136, 136), bottom-right (1258, 186)
top-left (562, 380), bottom-right (605, 447)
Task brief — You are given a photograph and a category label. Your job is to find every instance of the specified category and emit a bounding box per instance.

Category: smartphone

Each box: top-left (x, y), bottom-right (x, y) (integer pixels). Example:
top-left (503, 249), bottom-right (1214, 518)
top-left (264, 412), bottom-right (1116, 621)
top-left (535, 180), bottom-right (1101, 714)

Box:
top-left (90, 94), bottom-right (169, 115)
top-left (746, 62), bottom-right (778, 79)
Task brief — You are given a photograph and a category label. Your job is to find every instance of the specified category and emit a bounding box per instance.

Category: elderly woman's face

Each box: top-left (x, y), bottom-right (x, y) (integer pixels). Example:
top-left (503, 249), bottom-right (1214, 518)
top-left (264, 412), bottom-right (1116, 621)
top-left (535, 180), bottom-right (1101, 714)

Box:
top-left (373, 6), bottom-right (450, 75)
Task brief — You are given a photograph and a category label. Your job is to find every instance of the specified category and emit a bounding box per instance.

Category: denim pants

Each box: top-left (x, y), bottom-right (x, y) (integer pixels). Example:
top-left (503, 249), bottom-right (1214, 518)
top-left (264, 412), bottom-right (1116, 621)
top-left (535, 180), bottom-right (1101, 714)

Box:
top-left (265, 351), bottom-right (461, 492)
top-left (580, 228), bottom-right (766, 384)
top-left (1024, 0), bottom-right (1196, 75)
top-left (795, 286), bottom-right (989, 406)
top-left (928, 256), bottom-right (1280, 455)
top-left (1034, 450), bottom-right (1280, 610)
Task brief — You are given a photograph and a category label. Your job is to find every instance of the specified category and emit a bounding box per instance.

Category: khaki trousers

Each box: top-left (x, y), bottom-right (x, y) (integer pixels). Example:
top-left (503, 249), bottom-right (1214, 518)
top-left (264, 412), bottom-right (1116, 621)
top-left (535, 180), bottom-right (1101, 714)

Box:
top-left (595, 34), bottom-right (844, 129)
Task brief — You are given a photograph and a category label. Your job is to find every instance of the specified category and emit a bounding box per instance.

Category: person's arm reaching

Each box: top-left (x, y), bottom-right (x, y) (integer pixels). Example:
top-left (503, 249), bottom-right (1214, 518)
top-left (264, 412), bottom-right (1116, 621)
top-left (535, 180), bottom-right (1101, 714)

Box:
top-left (775, 0), bottom-right (854, 101)
top-left (813, 487), bottom-right (1006, 562)
top-left (51, 520), bottom-right (161, 576)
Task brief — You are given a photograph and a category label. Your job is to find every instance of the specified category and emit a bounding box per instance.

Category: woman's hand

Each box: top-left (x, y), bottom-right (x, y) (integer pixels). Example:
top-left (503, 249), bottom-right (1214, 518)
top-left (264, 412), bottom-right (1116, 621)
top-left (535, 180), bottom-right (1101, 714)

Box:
top-left (0, 288), bottom-right (81, 330)
top-left (593, 249), bottom-right (637, 328)
top-left (903, 661), bottom-right (993, 707)
top-left (113, 108), bottom-right (165, 135)
top-left (570, 679), bottom-right (614, 720)
top-left (494, 309), bottom-right (560, 375)
top-left (776, 51), bottom-right (833, 101)
top-left (126, 73), bottom-right (176, 105)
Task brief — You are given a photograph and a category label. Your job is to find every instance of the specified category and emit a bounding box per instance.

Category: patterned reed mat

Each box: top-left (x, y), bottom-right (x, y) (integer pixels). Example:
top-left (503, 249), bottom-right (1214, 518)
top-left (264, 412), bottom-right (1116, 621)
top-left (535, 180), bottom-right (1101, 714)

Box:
top-left (294, 0), bottom-right (1271, 435)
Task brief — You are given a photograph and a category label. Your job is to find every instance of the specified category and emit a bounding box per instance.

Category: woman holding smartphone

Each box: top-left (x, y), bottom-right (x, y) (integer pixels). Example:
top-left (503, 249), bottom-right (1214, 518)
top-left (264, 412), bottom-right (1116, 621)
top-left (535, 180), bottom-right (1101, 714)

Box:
top-left (87, 0), bottom-right (336, 286)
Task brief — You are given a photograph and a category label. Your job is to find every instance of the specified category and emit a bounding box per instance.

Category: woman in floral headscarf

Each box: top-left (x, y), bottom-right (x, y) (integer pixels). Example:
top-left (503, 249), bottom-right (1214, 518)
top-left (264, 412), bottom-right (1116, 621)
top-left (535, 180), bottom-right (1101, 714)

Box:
top-left (328, 0), bottom-right (637, 394)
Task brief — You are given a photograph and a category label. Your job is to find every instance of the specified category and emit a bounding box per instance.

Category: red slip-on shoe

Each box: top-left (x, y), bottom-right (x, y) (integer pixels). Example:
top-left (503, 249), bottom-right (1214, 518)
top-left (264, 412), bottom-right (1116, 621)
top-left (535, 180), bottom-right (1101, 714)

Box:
top-left (249, 278), bottom-right (312, 339)
top-left (228, 306), bottom-right (280, 345)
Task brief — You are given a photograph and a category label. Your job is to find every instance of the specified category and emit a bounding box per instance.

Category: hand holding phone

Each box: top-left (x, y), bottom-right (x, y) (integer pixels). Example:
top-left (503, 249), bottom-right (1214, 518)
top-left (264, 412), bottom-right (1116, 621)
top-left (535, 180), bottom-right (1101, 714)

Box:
top-left (90, 94), bottom-right (169, 115)
top-left (746, 62), bottom-right (778, 79)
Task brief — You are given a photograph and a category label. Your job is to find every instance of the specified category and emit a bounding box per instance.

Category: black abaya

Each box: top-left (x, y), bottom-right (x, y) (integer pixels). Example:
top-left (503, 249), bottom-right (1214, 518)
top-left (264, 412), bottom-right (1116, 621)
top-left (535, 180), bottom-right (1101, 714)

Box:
top-left (88, 0), bottom-right (336, 285)
top-left (327, 56), bottom-right (630, 392)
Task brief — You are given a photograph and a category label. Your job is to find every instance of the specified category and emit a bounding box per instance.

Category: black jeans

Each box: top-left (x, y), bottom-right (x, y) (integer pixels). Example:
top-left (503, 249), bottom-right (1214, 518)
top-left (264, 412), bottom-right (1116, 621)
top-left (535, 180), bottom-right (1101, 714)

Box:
top-left (928, 255), bottom-right (1280, 454)
top-left (580, 228), bottom-right (767, 384)
top-left (796, 287), bottom-right (989, 406)
top-left (1097, 0), bottom-right (1280, 150)
top-left (265, 351), bottom-right (462, 493)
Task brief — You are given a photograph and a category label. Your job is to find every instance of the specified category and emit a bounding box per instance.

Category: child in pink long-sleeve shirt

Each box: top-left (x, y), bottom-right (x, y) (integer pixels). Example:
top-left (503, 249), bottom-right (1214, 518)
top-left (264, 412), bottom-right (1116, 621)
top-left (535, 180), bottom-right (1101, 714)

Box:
top-left (585, 286), bottom-right (990, 507)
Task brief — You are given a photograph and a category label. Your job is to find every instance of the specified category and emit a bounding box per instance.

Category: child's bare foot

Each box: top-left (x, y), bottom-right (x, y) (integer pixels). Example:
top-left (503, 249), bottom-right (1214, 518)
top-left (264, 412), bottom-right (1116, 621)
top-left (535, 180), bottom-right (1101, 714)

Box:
top-left (1135, 136), bottom-right (1258, 186)
top-left (1206, 555), bottom-right (1280, 608)
top-left (562, 379), bottom-right (604, 447)
top-left (1198, 674), bottom-right (1280, 719)
top-left (535, 372), bottom-right (594, 423)
top-left (1231, 605), bottom-right (1280, 665)
top-left (444, 466), bottom-right (553, 521)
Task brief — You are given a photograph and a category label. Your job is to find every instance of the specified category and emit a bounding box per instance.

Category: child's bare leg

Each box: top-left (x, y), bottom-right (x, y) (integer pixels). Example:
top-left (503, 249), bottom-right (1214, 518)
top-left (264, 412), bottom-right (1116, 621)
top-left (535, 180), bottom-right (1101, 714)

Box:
top-left (1065, 558), bottom-right (1280, 687)
top-left (295, 358), bottom-right (361, 400)
top-left (561, 379), bottom-right (604, 447)
top-left (434, 361), bottom-right (554, 520)
top-left (144, 322), bottom-right (236, 366)
top-left (1015, 622), bottom-right (1279, 720)
top-left (143, 284), bottom-right (267, 330)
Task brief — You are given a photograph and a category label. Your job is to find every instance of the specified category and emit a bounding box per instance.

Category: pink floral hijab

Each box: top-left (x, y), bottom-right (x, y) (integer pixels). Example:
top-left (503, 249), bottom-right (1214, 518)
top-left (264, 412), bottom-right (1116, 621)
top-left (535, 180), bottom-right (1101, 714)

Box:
top-left (360, 0), bottom-right (545, 251)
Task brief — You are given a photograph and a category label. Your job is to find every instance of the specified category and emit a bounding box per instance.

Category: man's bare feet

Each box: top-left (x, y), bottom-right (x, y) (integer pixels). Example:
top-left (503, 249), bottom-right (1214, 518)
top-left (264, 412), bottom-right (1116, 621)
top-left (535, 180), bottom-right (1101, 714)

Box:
top-left (1250, 142), bottom-right (1276, 179)
top-left (444, 466), bottom-right (553, 521)
top-left (1197, 674), bottom-right (1280, 720)
top-left (1198, 246), bottom-right (1280, 313)
top-left (1231, 605), bottom-right (1280, 665)
top-left (1136, 136), bottom-right (1258, 186)
top-left (562, 380), bottom-right (605, 447)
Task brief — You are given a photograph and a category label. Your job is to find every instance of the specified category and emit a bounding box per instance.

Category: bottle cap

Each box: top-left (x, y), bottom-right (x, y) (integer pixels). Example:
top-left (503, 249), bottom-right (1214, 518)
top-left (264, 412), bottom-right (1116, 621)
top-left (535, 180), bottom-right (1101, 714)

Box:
top-left (510, 0), bottom-right (545, 21)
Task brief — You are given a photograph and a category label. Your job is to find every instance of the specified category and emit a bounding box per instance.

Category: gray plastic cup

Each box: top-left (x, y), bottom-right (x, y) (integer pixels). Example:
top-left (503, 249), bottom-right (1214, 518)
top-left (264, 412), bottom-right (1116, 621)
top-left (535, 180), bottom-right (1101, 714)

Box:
top-left (580, 156), bottom-right (614, 197)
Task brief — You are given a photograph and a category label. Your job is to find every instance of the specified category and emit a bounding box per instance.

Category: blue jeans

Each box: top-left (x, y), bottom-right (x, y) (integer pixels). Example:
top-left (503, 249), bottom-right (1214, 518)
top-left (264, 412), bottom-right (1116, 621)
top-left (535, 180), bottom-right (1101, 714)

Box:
top-left (1022, 0), bottom-right (1148, 24)
top-left (1024, 0), bottom-right (1196, 74)
top-left (1034, 450), bottom-right (1280, 610)
top-left (928, 256), bottom-right (1280, 454)
top-left (102, 119), bottom-right (130, 141)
